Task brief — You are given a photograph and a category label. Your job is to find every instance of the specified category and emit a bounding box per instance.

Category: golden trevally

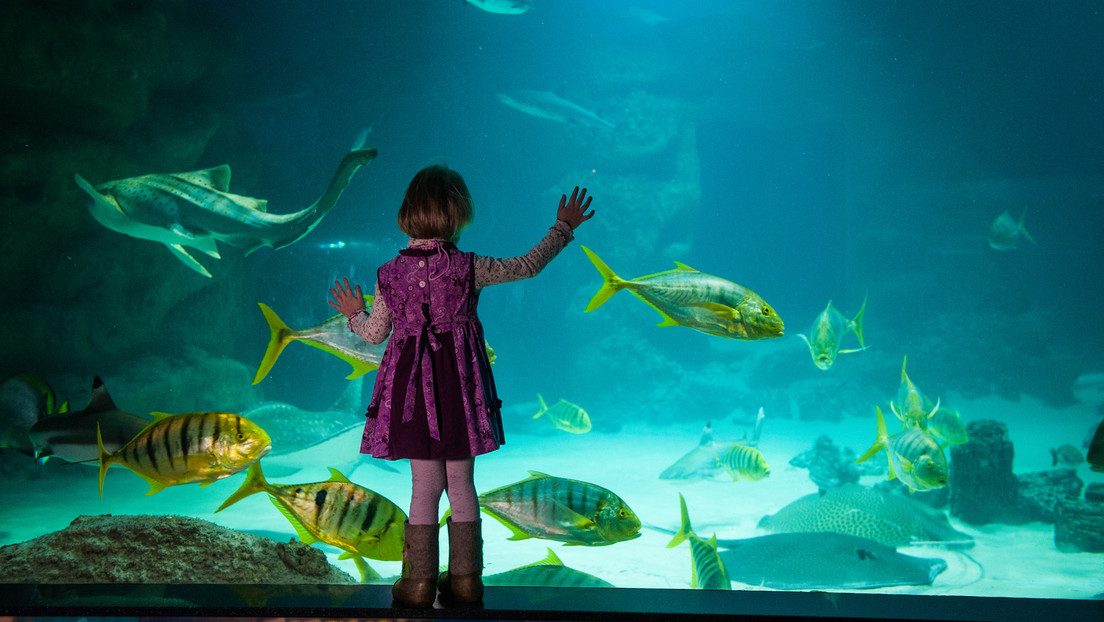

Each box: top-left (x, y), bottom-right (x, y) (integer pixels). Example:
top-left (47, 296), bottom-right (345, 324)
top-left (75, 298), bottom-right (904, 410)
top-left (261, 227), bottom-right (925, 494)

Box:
top-left (856, 407), bottom-right (948, 492)
top-left (666, 493), bottom-right (731, 590)
top-left (97, 411), bottom-right (271, 497)
top-left (216, 461), bottom-right (406, 582)
top-left (532, 394), bottom-right (591, 434)
top-left (797, 296), bottom-right (867, 370)
top-left (890, 357), bottom-right (939, 431)
top-left (581, 246), bottom-right (783, 340)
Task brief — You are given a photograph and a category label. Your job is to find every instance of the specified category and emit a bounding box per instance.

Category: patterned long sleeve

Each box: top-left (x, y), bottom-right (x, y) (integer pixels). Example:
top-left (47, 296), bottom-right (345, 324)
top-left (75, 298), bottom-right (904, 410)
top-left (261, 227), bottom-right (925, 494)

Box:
top-left (348, 282), bottom-right (391, 344)
top-left (474, 220), bottom-right (574, 288)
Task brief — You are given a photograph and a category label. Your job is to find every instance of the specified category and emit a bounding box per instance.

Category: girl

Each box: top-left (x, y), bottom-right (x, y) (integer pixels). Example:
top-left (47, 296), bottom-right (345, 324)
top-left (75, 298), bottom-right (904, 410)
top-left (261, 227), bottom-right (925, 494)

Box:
top-left (329, 164), bottom-right (594, 607)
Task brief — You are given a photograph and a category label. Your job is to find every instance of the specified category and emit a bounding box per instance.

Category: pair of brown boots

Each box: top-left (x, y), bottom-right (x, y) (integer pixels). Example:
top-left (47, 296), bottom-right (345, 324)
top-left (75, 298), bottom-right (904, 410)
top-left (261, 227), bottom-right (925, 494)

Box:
top-left (392, 518), bottom-right (483, 608)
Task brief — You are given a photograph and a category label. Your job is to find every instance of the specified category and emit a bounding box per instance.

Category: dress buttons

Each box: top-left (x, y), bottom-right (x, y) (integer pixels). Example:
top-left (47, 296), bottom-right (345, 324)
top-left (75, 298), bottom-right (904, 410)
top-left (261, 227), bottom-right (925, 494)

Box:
top-left (419, 280), bottom-right (426, 288)
top-left (418, 260), bottom-right (425, 267)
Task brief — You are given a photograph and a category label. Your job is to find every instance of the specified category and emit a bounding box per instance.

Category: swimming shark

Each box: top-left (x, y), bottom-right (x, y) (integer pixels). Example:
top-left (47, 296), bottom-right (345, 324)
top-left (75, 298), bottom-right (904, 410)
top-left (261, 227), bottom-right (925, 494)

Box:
top-left (497, 90), bottom-right (615, 130)
top-left (74, 148), bottom-right (378, 277)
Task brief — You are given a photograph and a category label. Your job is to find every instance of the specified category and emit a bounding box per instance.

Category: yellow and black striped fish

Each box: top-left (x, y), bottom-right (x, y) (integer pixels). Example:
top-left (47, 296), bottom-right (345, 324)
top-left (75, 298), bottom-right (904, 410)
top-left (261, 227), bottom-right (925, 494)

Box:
top-left (890, 357), bottom-right (939, 431)
top-left (714, 443), bottom-right (770, 482)
top-left (856, 406), bottom-right (948, 492)
top-left (97, 411), bottom-right (271, 497)
top-left (477, 471), bottom-right (641, 546)
top-left (667, 493), bottom-right (730, 590)
top-left (581, 246), bottom-right (784, 341)
top-left (532, 394), bottom-right (592, 434)
top-left (216, 461), bottom-right (406, 582)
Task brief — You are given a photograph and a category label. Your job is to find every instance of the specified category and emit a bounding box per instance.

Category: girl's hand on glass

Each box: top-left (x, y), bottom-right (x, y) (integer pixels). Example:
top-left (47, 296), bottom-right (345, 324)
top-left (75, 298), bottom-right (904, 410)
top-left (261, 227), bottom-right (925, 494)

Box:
top-left (557, 186), bottom-right (595, 230)
top-left (328, 277), bottom-right (365, 318)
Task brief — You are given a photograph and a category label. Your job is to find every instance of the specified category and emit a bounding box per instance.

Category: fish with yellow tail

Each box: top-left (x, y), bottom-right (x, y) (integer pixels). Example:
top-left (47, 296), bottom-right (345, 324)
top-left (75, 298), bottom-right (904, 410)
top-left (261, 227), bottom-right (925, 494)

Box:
top-left (253, 299), bottom-right (495, 384)
top-left (797, 295), bottom-right (867, 370)
top-left (475, 471), bottom-right (641, 546)
top-left (856, 407), bottom-right (948, 492)
top-left (890, 356), bottom-right (939, 431)
top-left (216, 461), bottom-right (406, 582)
top-left (581, 246), bottom-right (783, 340)
top-left (667, 493), bottom-right (730, 590)
top-left (532, 394), bottom-right (591, 434)
top-left (715, 443), bottom-right (770, 482)
top-left (988, 208), bottom-right (1037, 251)
top-left (97, 411), bottom-right (271, 497)
top-left (927, 401), bottom-right (969, 446)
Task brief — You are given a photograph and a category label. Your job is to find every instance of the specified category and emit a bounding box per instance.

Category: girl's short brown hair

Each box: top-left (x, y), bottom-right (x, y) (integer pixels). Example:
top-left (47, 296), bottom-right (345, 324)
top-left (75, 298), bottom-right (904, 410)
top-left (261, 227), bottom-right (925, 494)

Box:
top-left (397, 164), bottom-right (474, 241)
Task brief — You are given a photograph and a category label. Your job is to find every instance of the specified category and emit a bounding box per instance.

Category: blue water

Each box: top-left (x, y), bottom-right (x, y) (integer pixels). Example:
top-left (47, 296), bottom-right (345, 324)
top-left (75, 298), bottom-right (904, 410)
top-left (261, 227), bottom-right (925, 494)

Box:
top-left (2, 0), bottom-right (1104, 604)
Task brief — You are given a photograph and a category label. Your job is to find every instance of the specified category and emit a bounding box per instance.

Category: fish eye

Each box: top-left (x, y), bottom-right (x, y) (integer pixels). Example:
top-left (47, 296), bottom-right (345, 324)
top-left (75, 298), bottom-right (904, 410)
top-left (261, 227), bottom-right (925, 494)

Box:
top-left (762, 307), bottom-right (773, 316)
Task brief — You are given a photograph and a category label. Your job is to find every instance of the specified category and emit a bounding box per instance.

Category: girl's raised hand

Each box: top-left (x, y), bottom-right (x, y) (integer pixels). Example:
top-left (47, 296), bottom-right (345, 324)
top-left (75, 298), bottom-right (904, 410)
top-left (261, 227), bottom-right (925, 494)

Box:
top-left (557, 186), bottom-right (595, 230)
top-left (328, 277), bottom-right (365, 318)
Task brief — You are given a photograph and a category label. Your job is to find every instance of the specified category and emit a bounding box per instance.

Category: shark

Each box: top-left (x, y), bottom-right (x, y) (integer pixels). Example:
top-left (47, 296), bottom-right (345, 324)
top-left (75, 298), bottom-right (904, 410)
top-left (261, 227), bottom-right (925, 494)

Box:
top-left (74, 148), bottom-right (377, 277)
top-left (496, 90), bottom-right (615, 130)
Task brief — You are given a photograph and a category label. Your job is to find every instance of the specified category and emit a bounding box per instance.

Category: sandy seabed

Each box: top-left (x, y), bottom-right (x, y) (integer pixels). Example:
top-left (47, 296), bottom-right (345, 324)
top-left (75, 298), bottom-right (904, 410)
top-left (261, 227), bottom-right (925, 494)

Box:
top-left (0, 382), bottom-right (1101, 603)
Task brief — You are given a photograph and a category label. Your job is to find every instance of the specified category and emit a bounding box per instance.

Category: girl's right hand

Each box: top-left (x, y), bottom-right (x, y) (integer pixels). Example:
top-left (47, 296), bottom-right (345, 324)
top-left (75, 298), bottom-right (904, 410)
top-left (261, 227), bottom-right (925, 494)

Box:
top-left (328, 277), bottom-right (365, 318)
top-left (557, 186), bottom-right (595, 230)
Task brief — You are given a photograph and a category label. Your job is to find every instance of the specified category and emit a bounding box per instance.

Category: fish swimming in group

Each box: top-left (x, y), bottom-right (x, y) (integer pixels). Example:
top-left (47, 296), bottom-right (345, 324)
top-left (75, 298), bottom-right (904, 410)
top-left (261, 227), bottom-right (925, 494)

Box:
top-left (581, 246), bottom-right (784, 341)
top-left (97, 411), bottom-right (272, 497)
top-left (988, 208), bottom-right (1037, 251)
top-left (29, 376), bottom-right (151, 464)
top-left (242, 378), bottom-right (364, 456)
top-left (890, 356), bottom-right (939, 431)
top-left (216, 461), bottom-right (406, 583)
top-left (714, 443), bottom-right (770, 482)
top-left (253, 300), bottom-right (495, 384)
top-left (797, 295), bottom-right (867, 370)
top-left (1050, 444), bottom-right (1085, 468)
top-left (466, 0), bottom-right (532, 15)
top-left (856, 407), bottom-right (949, 492)
top-left (716, 532), bottom-right (947, 590)
top-left (532, 394), bottom-right (592, 434)
top-left (483, 548), bottom-right (614, 588)
top-left (74, 148), bottom-right (377, 277)
top-left (659, 411), bottom-right (764, 480)
top-left (476, 471), bottom-right (641, 546)
top-left (1088, 418), bottom-right (1104, 472)
top-left (927, 405), bottom-right (969, 446)
top-left (756, 483), bottom-right (975, 549)
top-left (497, 90), bottom-right (615, 130)
top-left (0, 371), bottom-right (66, 457)
top-left (666, 493), bottom-right (730, 590)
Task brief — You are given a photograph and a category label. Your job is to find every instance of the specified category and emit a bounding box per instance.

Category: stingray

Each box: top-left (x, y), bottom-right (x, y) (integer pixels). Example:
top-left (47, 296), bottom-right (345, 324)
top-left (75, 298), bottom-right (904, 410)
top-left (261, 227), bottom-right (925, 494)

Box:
top-left (718, 532), bottom-right (947, 590)
top-left (756, 483), bottom-right (974, 549)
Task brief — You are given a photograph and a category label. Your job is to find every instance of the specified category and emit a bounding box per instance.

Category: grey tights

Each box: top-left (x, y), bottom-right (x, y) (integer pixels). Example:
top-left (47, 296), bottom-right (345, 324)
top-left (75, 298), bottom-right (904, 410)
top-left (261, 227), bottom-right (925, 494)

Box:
top-left (408, 457), bottom-right (478, 525)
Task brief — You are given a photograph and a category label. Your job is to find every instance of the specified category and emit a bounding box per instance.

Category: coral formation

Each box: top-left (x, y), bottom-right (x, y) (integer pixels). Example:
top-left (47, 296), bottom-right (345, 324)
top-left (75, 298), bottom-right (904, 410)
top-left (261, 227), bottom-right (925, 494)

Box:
top-left (949, 419), bottom-right (1027, 525)
top-left (1054, 500), bottom-right (1104, 553)
top-left (1017, 468), bottom-right (1085, 523)
top-left (788, 435), bottom-right (862, 490)
top-left (0, 514), bottom-right (357, 584)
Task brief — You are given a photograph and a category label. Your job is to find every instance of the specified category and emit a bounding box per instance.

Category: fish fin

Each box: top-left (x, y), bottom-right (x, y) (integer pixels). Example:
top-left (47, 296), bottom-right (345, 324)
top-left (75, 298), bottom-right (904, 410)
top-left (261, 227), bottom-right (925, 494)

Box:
top-left (350, 556), bottom-right (380, 583)
top-left (253, 303), bottom-right (294, 384)
top-left (666, 493), bottom-right (693, 548)
top-left (96, 423), bottom-right (110, 498)
top-left (1018, 208), bottom-right (1037, 245)
top-left (143, 476), bottom-right (169, 496)
top-left (533, 393), bottom-right (547, 419)
top-left (581, 246), bottom-right (626, 312)
top-left (855, 407), bottom-right (888, 464)
top-left (693, 302), bottom-right (739, 321)
top-left (850, 293), bottom-right (867, 348)
top-left (175, 165), bottom-right (233, 193)
top-left (164, 243), bottom-right (213, 277)
top-left (327, 468), bottom-right (352, 483)
top-left (439, 508), bottom-right (452, 527)
top-left (271, 497), bottom-right (318, 545)
top-left (672, 261), bottom-right (699, 272)
top-left (837, 347), bottom-right (868, 355)
top-left (150, 412), bottom-right (175, 421)
top-left (215, 461), bottom-right (267, 512)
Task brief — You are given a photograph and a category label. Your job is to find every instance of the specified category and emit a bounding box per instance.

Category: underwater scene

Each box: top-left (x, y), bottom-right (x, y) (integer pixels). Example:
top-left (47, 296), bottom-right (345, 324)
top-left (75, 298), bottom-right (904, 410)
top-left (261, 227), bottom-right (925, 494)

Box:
top-left (2, 0), bottom-right (1104, 608)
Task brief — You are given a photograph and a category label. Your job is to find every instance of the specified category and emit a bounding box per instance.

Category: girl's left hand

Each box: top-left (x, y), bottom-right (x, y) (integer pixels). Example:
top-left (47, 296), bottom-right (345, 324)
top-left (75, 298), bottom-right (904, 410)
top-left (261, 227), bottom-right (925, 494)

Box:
top-left (328, 277), bottom-right (365, 318)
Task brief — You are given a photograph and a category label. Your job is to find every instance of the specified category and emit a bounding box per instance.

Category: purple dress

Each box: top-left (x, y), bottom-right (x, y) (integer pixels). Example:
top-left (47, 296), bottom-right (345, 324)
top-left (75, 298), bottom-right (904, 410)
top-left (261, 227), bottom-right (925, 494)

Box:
top-left (352, 222), bottom-right (574, 460)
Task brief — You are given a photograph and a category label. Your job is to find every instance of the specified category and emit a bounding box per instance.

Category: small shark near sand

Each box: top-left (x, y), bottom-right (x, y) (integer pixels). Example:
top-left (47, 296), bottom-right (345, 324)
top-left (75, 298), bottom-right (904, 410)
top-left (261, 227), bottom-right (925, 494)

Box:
top-left (497, 90), bottom-right (615, 130)
top-left (75, 148), bottom-right (377, 277)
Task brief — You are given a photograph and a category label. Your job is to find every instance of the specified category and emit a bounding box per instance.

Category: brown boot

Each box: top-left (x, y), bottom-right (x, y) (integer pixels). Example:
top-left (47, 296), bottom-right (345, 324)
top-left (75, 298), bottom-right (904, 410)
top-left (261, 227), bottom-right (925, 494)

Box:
top-left (392, 521), bottom-right (439, 607)
top-left (438, 517), bottom-right (484, 603)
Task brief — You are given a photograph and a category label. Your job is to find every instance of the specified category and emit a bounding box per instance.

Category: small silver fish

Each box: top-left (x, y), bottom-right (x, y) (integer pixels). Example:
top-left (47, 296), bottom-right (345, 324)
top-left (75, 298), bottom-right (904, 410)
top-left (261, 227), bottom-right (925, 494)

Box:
top-left (988, 208), bottom-right (1037, 251)
top-left (1050, 444), bottom-right (1084, 468)
top-left (797, 296), bottom-right (867, 370)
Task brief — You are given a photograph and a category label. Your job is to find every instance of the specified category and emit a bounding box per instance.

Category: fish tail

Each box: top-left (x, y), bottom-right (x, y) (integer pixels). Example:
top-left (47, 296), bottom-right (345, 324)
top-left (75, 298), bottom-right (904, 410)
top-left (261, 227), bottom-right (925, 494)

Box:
top-left (1018, 208), bottom-right (1037, 245)
top-left (851, 293), bottom-right (867, 349)
top-left (532, 393), bottom-right (547, 419)
top-left (667, 493), bottom-right (693, 548)
top-left (581, 246), bottom-right (626, 312)
top-left (855, 407), bottom-right (889, 464)
top-left (215, 461), bottom-right (268, 512)
top-left (96, 423), bottom-right (110, 499)
top-left (900, 355), bottom-right (909, 383)
top-left (253, 303), bottom-right (294, 384)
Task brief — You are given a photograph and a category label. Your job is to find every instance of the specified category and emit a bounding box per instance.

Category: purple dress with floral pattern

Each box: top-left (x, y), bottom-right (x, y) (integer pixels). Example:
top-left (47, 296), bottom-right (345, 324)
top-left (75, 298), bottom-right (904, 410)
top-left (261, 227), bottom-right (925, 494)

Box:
top-left (352, 221), bottom-right (573, 460)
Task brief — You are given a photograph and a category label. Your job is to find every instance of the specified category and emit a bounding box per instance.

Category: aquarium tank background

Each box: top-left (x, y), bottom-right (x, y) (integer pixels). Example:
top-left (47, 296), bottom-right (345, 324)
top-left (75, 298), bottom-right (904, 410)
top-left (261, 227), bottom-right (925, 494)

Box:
top-left (1, 0), bottom-right (1103, 616)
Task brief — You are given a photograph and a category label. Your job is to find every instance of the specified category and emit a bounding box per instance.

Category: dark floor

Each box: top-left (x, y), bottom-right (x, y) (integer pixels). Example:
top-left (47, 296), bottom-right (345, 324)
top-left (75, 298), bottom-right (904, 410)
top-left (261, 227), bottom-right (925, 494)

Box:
top-left (1, 583), bottom-right (1102, 622)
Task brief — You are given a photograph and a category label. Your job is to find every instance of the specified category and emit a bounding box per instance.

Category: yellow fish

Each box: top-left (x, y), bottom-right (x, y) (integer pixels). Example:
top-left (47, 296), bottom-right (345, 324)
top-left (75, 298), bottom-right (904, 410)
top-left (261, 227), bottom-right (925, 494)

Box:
top-left (667, 493), bottom-right (730, 590)
top-left (97, 411), bottom-right (271, 497)
top-left (532, 394), bottom-right (591, 434)
top-left (928, 404), bottom-right (969, 446)
top-left (856, 407), bottom-right (948, 492)
top-left (797, 296), bottom-right (867, 370)
top-left (216, 461), bottom-right (406, 582)
top-left (715, 443), bottom-right (770, 482)
top-left (890, 356), bottom-right (939, 431)
top-left (581, 246), bottom-right (783, 340)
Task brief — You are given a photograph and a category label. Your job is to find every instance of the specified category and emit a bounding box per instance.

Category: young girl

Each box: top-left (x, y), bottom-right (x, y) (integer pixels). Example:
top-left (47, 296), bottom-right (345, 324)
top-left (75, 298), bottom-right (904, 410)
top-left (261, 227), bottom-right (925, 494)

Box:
top-left (328, 165), bottom-right (594, 607)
